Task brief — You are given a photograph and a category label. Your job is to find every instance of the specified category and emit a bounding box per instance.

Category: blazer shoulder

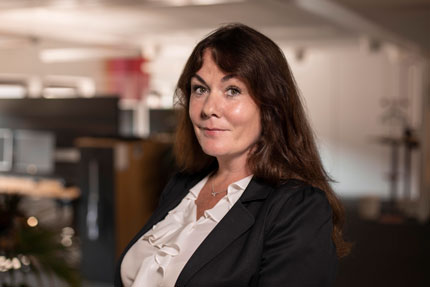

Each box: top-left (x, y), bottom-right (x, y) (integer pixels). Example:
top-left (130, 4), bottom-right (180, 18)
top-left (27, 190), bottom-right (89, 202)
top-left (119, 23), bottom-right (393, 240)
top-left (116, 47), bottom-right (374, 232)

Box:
top-left (264, 179), bottom-right (332, 228)
top-left (270, 179), bottom-right (327, 202)
top-left (257, 180), bottom-right (337, 286)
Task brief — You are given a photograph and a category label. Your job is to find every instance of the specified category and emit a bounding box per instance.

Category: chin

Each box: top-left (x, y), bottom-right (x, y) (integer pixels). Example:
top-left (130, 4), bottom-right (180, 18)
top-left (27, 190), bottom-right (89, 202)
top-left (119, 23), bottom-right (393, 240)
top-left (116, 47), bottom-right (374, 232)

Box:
top-left (199, 144), bottom-right (227, 158)
top-left (201, 148), bottom-right (223, 157)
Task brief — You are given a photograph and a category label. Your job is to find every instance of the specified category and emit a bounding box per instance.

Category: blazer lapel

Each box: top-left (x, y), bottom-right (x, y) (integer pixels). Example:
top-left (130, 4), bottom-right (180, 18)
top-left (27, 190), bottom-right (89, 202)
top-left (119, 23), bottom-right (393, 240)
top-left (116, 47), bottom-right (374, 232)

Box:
top-left (141, 172), bottom-right (206, 236)
top-left (175, 177), bottom-right (271, 286)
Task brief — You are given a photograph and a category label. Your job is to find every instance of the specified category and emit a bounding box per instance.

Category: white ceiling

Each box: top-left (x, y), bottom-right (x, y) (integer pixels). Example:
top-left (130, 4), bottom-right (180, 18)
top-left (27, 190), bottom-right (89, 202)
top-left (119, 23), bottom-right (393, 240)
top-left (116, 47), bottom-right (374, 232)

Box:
top-left (0, 0), bottom-right (427, 53)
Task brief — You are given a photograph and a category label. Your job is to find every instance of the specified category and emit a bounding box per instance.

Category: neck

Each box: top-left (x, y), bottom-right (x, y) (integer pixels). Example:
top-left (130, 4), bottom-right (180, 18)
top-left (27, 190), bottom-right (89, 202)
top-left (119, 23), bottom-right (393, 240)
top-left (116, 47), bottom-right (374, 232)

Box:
top-left (214, 153), bottom-right (252, 182)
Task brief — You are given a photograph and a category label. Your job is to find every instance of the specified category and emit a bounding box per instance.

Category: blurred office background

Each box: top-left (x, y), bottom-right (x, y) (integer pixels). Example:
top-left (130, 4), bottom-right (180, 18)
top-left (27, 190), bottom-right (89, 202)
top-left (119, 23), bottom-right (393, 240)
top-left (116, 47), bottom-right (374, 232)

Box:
top-left (0, 0), bottom-right (428, 286)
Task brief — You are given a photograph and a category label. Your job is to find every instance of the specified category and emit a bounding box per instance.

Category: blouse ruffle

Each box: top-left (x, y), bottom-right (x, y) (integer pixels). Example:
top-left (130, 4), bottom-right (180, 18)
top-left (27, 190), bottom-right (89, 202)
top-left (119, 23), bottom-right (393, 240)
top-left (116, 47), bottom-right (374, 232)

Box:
top-left (141, 192), bottom-right (197, 276)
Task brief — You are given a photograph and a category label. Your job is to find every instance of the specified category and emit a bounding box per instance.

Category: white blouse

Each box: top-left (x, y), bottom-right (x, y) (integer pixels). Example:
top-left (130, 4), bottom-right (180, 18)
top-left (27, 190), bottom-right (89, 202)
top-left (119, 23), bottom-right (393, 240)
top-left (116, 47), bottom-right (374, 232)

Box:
top-left (121, 174), bottom-right (253, 287)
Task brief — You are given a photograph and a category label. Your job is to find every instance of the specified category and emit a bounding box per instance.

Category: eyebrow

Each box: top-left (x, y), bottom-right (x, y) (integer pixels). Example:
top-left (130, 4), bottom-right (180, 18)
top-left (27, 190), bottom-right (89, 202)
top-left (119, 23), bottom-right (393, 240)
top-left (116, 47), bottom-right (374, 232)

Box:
top-left (191, 74), bottom-right (208, 87)
top-left (191, 73), bottom-right (237, 86)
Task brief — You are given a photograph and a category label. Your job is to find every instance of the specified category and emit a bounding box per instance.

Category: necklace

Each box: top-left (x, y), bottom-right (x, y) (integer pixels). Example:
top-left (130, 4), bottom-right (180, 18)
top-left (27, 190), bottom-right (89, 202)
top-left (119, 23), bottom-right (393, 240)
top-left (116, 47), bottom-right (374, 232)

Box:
top-left (211, 180), bottom-right (226, 197)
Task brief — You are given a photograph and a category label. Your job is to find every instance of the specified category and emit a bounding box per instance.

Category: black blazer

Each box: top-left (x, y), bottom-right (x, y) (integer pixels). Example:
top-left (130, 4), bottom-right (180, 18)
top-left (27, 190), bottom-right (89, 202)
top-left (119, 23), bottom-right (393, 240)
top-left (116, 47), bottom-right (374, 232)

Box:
top-left (115, 171), bottom-right (338, 287)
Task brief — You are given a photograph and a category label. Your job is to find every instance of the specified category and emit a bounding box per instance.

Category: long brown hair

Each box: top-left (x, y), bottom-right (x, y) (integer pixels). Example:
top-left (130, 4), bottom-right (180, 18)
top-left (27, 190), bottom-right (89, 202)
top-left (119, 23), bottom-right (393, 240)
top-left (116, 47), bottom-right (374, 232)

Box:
top-left (174, 23), bottom-right (350, 257)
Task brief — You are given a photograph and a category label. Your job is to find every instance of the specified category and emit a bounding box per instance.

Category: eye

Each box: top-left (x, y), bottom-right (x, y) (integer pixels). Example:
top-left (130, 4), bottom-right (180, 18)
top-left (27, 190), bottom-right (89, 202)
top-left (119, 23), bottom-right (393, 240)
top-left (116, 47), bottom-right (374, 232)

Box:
top-left (226, 86), bottom-right (241, 97)
top-left (191, 85), bottom-right (208, 96)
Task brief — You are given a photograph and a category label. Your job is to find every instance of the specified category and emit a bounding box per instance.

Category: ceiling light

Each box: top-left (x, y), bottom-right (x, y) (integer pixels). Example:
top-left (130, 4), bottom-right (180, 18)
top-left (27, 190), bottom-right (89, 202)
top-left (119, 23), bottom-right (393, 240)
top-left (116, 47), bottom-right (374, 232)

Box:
top-left (40, 48), bottom-right (139, 63)
top-left (145, 0), bottom-right (244, 7)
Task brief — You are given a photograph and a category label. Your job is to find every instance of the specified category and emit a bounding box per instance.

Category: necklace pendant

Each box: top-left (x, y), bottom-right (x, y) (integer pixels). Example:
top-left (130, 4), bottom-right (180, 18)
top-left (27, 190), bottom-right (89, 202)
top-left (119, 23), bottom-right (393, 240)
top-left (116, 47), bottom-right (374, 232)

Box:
top-left (211, 190), bottom-right (224, 197)
top-left (210, 179), bottom-right (224, 196)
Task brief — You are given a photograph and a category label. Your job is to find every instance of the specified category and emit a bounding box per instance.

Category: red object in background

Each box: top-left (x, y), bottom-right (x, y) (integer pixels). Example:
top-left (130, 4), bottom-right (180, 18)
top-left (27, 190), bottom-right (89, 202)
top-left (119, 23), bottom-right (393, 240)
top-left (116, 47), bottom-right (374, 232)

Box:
top-left (105, 58), bottom-right (150, 99)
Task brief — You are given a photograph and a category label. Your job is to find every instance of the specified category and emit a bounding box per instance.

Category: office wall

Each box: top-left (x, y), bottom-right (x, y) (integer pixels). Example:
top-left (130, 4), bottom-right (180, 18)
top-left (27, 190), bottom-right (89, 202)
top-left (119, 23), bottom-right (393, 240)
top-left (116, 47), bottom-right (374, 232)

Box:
top-left (284, 45), bottom-right (424, 199)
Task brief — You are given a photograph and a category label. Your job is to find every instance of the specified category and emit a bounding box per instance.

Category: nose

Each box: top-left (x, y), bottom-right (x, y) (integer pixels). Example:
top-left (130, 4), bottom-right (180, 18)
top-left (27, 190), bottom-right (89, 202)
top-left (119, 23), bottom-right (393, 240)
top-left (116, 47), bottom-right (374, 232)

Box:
top-left (201, 91), bottom-right (221, 119)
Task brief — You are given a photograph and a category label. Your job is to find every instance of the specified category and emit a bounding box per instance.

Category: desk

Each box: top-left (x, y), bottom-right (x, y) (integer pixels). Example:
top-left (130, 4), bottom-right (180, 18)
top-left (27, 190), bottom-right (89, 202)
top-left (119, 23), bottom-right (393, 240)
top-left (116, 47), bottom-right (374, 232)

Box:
top-left (0, 175), bottom-right (80, 200)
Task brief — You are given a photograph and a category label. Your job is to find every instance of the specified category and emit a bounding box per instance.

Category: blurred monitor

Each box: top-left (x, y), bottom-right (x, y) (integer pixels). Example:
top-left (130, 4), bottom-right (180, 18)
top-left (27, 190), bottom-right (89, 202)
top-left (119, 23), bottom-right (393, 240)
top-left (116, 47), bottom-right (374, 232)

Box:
top-left (0, 129), bottom-right (13, 171)
top-left (14, 130), bottom-right (55, 175)
top-left (119, 108), bottom-right (134, 137)
top-left (149, 109), bottom-right (177, 135)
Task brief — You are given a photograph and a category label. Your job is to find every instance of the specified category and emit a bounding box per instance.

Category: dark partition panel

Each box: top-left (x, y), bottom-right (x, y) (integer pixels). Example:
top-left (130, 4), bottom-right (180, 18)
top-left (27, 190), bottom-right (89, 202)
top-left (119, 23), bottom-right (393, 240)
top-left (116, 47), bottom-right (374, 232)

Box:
top-left (0, 97), bottom-right (119, 147)
top-left (78, 147), bottom-right (116, 282)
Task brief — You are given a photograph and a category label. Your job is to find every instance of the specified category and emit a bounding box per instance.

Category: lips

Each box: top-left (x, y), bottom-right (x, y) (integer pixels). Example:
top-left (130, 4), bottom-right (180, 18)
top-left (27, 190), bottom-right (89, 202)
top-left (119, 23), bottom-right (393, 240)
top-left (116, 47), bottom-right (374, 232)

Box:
top-left (199, 126), bottom-right (228, 136)
top-left (202, 127), bottom-right (227, 131)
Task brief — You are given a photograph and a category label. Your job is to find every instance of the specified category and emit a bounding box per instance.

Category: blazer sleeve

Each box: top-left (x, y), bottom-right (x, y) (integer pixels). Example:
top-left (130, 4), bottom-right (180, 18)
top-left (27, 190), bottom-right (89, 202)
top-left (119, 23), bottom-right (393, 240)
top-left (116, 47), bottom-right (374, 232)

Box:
top-left (257, 186), bottom-right (338, 287)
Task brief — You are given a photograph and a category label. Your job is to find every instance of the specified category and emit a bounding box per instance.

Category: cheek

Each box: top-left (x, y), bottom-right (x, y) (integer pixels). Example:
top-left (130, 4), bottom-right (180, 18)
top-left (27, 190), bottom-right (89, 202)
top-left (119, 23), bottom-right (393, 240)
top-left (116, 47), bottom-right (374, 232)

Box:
top-left (248, 113), bottom-right (262, 139)
top-left (229, 102), bottom-right (260, 129)
top-left (244, 109), bottom-right (261, 141)
top-left (188, 99), bottom-right (199, 124)
top-left (227, 103), bottom-right (247, 122)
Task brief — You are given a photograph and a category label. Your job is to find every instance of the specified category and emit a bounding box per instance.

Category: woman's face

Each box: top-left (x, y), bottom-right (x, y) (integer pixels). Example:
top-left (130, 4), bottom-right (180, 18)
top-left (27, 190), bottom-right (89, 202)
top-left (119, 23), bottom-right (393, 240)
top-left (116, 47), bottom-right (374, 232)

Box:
top-left (189, 49), bottom-right (261, 163)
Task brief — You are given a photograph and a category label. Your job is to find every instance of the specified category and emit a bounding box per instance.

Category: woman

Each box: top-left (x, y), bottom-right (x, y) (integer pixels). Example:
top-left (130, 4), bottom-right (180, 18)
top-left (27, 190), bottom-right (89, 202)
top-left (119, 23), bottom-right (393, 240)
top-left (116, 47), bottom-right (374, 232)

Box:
top-left (116, 23), bottom-right (349, 287)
